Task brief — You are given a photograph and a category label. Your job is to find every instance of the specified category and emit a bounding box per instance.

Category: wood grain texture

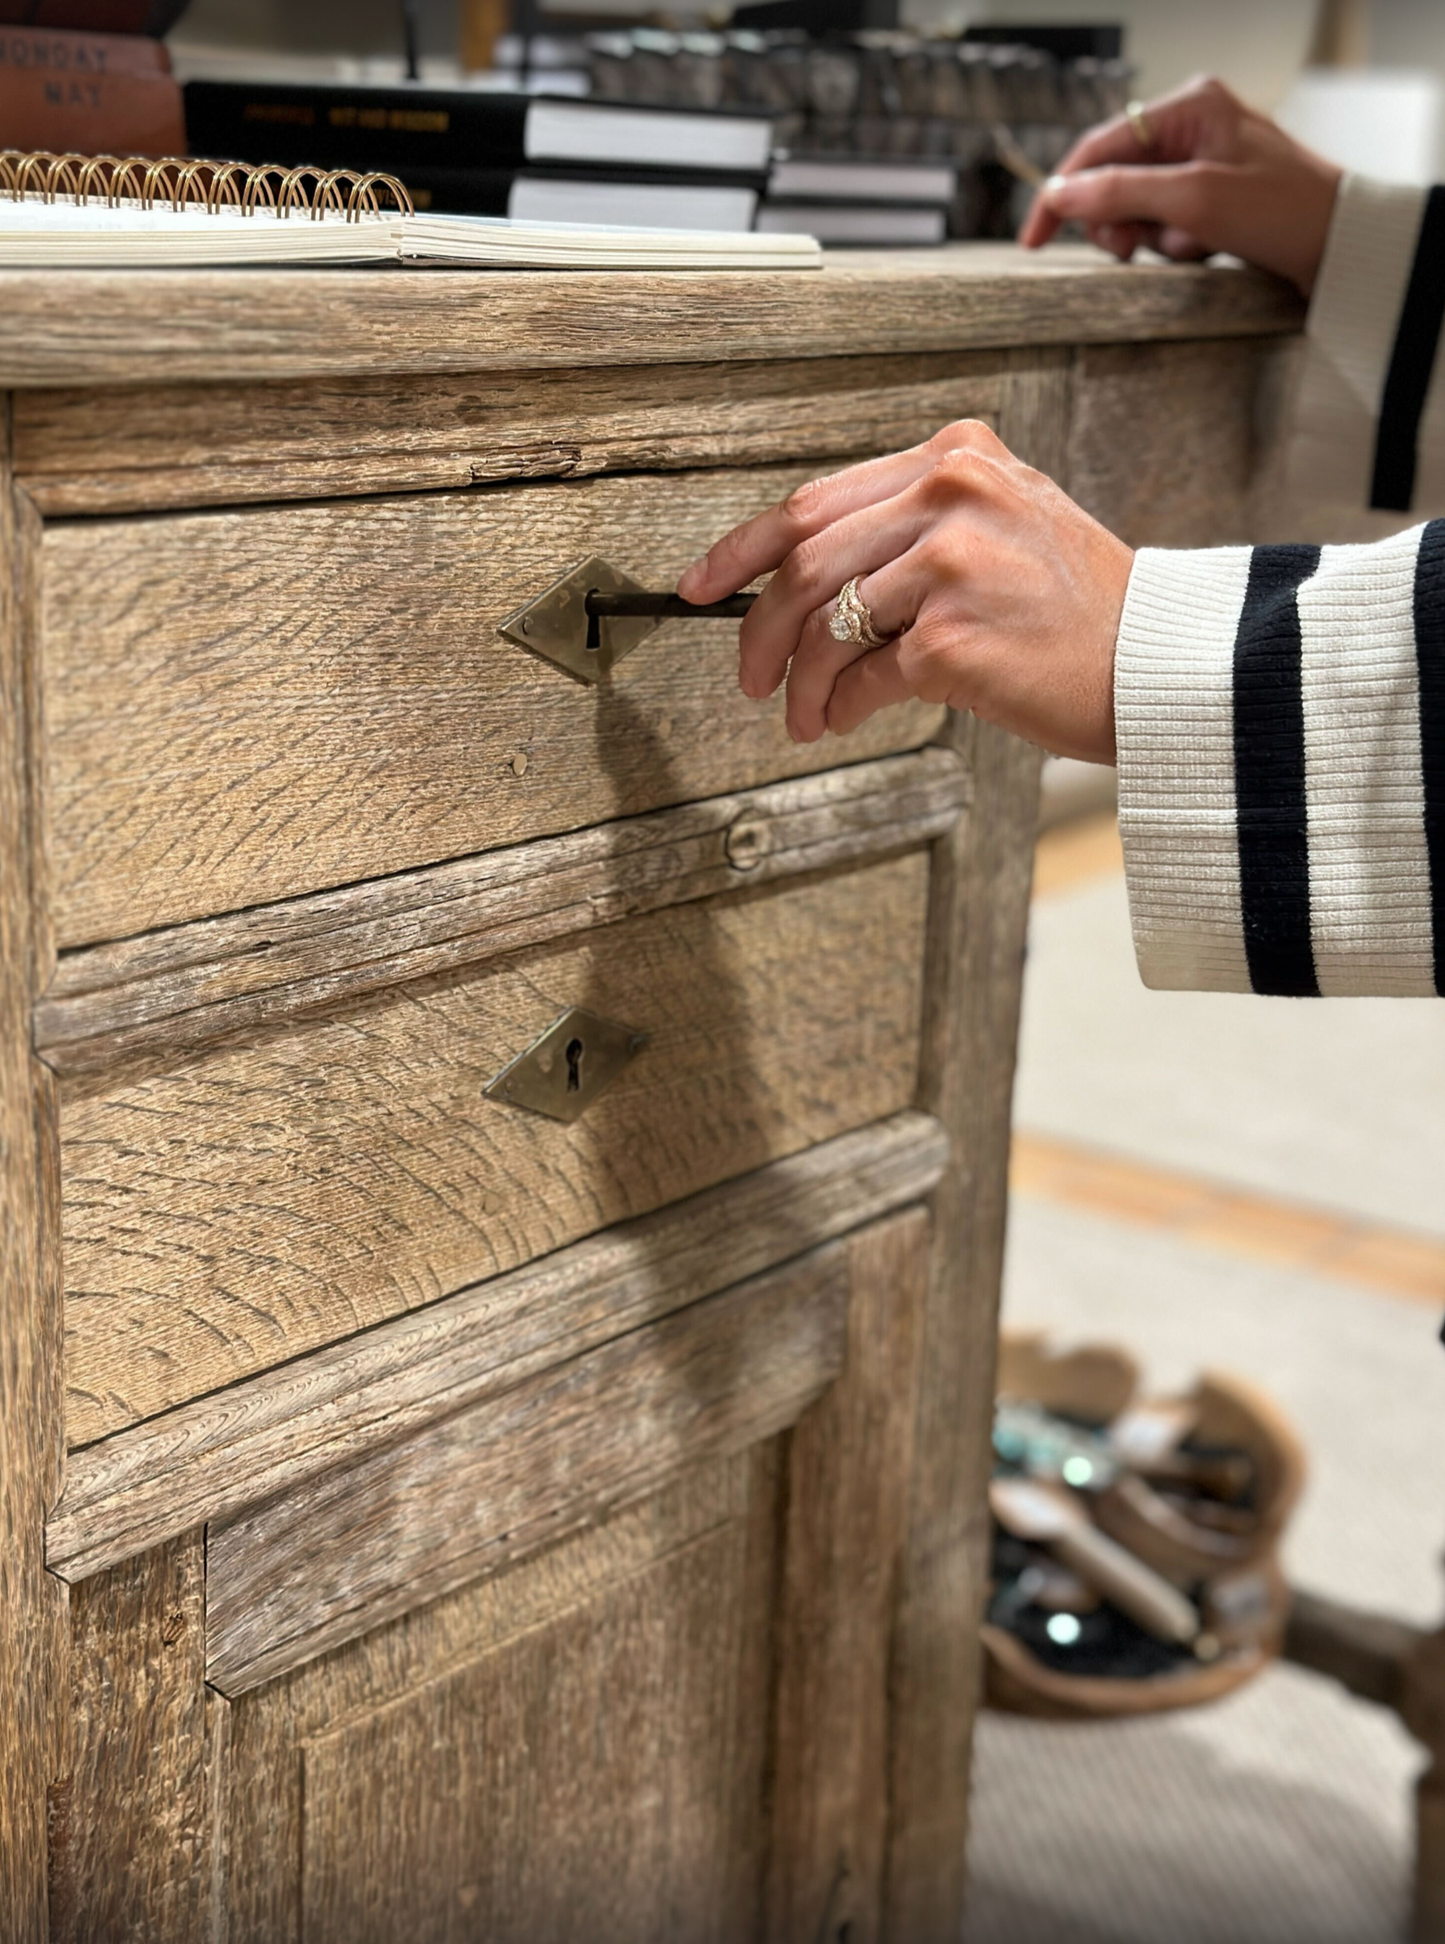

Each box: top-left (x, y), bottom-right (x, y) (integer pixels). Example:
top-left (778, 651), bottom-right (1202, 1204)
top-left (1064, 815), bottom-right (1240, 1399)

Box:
top-left (301, 1523), bottom-right (759, 1944)
top-left (0, 415), bottom-right (62, 1943)
top-left (41, 464), bottom-right (943, 947)
top-left (205, 1240), bottom-right (845, 1694)
top-left (38, 747), bottom-right (967, 1077)
top-left (881, 354), bottom-right (1057, 1942)
top-left (62, 854), bottom-right (930, 1445)
top-left (766, 1207), bottom-right (929, 1944)
top-left (50, 1534), bottom-right (218, 1943)
top-left (0, 248), bottom-right (1302, 390)
top-left (223, 1454), bottom-right (759, 1944)
top-left (15, 351), bottom-right (1005, 516)
top-left (50, 1109), bottom-right (946, 1583)
top-left (1066, 337), bottom-right (1268, 548)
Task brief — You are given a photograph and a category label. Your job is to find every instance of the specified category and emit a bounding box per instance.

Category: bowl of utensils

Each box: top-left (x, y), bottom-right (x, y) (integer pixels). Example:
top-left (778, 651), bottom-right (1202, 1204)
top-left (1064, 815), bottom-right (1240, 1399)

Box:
top-left (983, 1331), bottom-right (1306, 1718)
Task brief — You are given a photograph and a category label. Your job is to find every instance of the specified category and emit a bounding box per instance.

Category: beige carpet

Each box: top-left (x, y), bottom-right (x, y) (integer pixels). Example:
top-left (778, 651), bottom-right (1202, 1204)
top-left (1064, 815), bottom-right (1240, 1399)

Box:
top-left (966, 1663), bottom-right (1415, 1944)
top-left (963, 847), bottom-right (1443, 1944)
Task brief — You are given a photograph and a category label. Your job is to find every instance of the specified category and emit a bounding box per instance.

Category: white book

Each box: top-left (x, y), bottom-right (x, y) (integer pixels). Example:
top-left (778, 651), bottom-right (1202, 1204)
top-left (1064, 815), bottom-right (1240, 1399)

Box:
top-left (523, 98), bottom-right (774, 174)
top-left (768, 157), bottom-right (959, 206)
top-left (757, 203), bottom-right (945, 247)
top-left (508, 177), bottom-right (758, 234)
top-left (0, 196), bottom-right (818, 271)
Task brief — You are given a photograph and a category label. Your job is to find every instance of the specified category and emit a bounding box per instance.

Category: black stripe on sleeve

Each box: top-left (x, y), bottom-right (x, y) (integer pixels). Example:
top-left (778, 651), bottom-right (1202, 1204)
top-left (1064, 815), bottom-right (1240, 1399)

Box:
top-left (1371, 186), bottom-right (1445, 514)
top-left (1234, 544), bottom-right (1322, 997)
top-left (1415, 519), bottom-right (1445, 993)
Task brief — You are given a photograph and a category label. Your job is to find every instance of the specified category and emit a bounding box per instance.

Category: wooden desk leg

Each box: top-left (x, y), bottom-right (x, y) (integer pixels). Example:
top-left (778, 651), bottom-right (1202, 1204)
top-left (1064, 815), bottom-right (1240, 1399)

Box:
top-left (0, 409), bottom-right (65, 1944)
top-left (1406, 1626), bottom-right (1445, 1944)
top-left (883, 351), bottom-right (1063, 1942)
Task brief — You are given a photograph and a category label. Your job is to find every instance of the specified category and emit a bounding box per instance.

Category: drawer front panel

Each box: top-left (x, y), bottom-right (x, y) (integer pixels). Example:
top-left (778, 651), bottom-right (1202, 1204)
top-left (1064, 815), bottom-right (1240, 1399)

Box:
top-left (41, 466), bottom-right (944, 948)
top-left (62, 851), bottom-right (929, 1445)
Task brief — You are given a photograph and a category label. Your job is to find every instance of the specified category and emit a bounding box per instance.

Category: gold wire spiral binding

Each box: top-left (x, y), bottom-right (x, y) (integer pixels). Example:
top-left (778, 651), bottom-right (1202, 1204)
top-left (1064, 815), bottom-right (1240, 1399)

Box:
top-left (0, 151), bottom-right (415, 222)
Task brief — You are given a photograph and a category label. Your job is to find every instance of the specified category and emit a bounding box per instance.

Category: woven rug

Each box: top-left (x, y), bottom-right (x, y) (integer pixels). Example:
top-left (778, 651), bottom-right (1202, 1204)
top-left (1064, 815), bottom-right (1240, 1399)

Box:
top-left (964, 865), bottom-right (1444, 1944)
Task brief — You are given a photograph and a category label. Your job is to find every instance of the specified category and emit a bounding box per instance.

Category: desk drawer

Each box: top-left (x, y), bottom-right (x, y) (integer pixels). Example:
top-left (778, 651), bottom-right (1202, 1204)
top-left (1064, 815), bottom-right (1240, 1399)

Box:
top-left (61, 849), bottom-right (930, 1446)
top-left (41, 466), bottom-right (944, 949)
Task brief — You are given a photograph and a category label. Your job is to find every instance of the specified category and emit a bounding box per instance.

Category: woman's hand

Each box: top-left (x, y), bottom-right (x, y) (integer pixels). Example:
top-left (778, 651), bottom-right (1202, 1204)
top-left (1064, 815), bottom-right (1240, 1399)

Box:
top-left (1018, 74), bottom-right (1342, 296)
top-left (676, 420), bottom-right (1132, 764)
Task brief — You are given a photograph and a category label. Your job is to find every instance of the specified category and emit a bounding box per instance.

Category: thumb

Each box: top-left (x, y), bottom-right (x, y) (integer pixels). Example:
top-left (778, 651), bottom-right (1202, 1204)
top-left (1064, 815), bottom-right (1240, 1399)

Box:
top-left (1043, 161), bottom-right (1212, 237)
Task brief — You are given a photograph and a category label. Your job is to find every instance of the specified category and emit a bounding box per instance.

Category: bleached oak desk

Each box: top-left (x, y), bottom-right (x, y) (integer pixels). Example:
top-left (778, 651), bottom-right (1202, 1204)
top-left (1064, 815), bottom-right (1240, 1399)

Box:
top-left (0, 245), bottom-right (1299, 1943)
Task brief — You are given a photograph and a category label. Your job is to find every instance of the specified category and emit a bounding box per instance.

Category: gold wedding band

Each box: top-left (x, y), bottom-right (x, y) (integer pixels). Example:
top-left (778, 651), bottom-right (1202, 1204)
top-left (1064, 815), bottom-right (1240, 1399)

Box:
top-left (828, 576), bottom-right (888, 650)
top-left (1125, 99), bottom-right (1153, 149)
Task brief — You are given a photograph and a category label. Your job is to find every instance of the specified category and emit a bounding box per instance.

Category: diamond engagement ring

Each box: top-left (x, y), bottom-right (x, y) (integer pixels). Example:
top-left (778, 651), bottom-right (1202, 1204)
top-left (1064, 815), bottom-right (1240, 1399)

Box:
top-left (1125, 99), bottom-right (1153, 148)
top-left (828, 577), bottom-right (888, 649)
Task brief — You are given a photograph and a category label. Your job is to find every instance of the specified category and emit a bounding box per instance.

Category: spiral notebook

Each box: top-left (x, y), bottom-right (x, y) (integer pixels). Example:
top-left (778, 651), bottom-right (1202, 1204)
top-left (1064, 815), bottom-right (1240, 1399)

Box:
top-left (0, 152), bottom-right (822, 271)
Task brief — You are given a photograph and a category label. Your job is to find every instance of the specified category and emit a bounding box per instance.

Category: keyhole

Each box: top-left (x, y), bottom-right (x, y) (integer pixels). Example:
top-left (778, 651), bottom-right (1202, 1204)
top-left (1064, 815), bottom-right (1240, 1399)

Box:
top-left (565, 1037), bottom-right (585, 1093)
top-left (584, 593), bottom-right (602, 654)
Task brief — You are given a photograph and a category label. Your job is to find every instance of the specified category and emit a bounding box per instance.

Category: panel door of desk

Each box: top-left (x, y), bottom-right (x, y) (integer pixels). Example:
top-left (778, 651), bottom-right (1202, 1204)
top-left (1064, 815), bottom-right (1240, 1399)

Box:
top-left (50, 1208), bottom-right (929, 1944)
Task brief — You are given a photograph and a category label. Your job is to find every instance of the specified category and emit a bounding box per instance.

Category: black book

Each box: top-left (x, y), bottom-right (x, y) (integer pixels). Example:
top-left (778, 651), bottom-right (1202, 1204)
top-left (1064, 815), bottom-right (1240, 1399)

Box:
top-left (733, 0), bottom-right (900, 28)
top-left (963, 25), bottom-right (1125, 61)
top-left (183, 80), bottom-right (775, 178)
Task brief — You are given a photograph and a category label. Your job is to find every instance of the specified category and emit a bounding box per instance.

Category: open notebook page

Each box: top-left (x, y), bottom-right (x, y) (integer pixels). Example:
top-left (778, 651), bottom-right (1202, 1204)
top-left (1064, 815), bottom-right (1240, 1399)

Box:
top-left (0, 197), bottom-right (822, 271)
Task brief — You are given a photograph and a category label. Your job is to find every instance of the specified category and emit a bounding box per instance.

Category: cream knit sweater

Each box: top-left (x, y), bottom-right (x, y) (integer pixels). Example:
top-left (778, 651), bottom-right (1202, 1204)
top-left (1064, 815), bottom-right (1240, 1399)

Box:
top-left (1115, 175), bottom-right (1445, 998)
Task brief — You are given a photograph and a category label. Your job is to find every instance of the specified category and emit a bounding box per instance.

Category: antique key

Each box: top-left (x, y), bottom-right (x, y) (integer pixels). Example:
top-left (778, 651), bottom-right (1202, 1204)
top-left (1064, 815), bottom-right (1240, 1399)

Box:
top-left (582, 590), bottom-right (756, 652)
top-left (499, 557), bottom-right (760, 684)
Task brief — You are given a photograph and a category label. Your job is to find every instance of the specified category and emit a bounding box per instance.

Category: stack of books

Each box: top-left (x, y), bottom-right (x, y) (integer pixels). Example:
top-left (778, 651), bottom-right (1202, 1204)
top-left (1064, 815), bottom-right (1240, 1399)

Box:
top-left (586, 26), bottom-right (1132, 240)
top-left (758, 152), bottom-right (957, 247)
top-left (181, 79), bottom-right (776, 232)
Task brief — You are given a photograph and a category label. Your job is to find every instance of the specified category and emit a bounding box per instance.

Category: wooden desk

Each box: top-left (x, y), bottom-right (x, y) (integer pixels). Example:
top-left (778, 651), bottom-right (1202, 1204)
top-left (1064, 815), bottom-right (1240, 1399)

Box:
top-left (0, 245), bottom-right (1301, 1943)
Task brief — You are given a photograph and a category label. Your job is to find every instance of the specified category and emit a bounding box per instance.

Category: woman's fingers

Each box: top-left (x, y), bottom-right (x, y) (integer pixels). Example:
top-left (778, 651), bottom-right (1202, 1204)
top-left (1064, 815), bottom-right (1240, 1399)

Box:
top-left (1018, 99), bottom-right (1177, 247)
top-left (1155, 224), bottom-right (1211, 261)
top-left (824, 638), bottom-right (918, 738)
top-left (782, 554), bottom-right (924, 742)
top-left (677, 445), bottom-right (930, 605)
top-left (1018, 112), bottom-right (1156, 246)
top-left (1090, 219), bottom-right (1148, 261)
top-left (677, 420), bottom-right (991, 604)
top-left (1036, 160), bottom-right (1218, 244)
top-left (780, 609), bottom-right (878, 745)
top-left (736, 489), bottom-right (931, 700)
top-left (1019, 76), bottom-right (1239, 249)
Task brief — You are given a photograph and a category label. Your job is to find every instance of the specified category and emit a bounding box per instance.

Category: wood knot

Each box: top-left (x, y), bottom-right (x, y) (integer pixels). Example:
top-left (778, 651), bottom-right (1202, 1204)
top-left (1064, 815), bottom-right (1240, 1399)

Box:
top-left (160, 1610), bottom-right (186, 1647)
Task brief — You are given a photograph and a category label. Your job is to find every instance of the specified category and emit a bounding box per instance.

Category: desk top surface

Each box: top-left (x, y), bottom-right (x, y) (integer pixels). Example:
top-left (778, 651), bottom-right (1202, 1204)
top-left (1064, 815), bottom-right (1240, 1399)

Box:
top-left (0, 242), bottom-right (1302, 389)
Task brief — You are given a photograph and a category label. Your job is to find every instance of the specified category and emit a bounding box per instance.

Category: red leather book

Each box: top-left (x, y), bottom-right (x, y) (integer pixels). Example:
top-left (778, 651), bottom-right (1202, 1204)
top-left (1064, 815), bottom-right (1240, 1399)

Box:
top-left (0, 27), bottom-right (183, 154)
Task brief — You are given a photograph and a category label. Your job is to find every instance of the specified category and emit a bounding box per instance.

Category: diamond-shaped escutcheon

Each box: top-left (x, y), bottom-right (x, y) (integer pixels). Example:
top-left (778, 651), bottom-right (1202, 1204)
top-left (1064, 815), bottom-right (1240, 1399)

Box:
top-left (497, 556), bottom-right (662, 684)
top-left (484, 1007), bottom-right (649, 1124)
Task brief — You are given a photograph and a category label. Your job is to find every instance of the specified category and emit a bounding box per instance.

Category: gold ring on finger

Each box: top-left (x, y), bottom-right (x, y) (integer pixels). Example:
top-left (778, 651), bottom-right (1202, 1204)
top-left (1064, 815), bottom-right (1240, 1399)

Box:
top-left (1125, 99), bottom-right (1153, 148)
top-left (828, 576), bottom-right (888, 649)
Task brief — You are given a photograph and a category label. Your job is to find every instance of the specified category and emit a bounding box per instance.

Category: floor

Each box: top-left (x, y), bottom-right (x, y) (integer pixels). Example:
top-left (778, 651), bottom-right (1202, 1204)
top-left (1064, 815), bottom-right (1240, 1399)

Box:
top-left (962, 811), bottom-right (1445, 1944)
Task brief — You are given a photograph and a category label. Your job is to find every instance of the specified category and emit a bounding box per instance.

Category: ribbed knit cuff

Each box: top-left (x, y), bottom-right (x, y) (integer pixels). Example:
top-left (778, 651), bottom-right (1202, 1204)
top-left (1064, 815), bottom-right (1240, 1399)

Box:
top-left (1287, 174), bottom-right (1432, 511)
top-left (1114, 546), bottom-right (1255, 992)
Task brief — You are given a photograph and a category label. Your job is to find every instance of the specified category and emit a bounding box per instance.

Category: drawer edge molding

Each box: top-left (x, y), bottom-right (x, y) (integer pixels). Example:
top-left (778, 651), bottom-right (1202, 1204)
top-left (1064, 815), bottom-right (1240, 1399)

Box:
top-left (37, 746), bottom-right (968, 1078)
top-left (46, 1108), bottom-right (949, 1584)
top-left (205, 1238), bottom-right (852, 1695)
top-left (15, 351), bottom-right (1010, 518)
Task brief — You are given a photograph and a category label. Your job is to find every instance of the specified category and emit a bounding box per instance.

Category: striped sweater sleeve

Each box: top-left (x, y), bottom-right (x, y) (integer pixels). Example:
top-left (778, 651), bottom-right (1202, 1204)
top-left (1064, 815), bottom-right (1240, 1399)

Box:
top-left (1284, 174), bottom-right (1445, 516)
top-left (1115, 174), bottom-right (1445, 997)
top-left (1116, 523), bottom-right (1445, 996)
